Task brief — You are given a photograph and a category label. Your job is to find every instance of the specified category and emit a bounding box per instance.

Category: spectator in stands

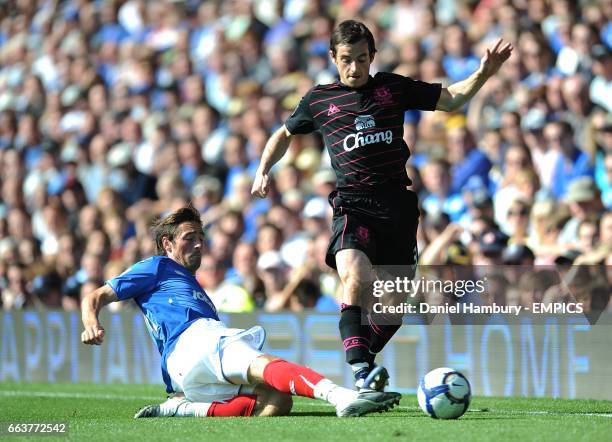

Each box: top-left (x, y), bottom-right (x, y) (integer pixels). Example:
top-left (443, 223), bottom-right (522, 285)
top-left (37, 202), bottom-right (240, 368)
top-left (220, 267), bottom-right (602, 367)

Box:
top-left (589, 45), bottom-right (611, 112)
top-left (421, 158), bottom-right (466, 222)
top-left (473, 228), bottom-right (508, 266)
top-left (545, 121), bottom-right (594, 199)
top-left (559, 177), bottom-right (603, 246)
top-left (442, 23), bottom-right (480, 82)
top-left (493, 144), bottom-right (533, 228)
top-left (504, 198), bottom-right (532, 244)
top-left (290, 278), bottom-right (338, 312)
top-left (257, 251), bottom-right (290, 312)
top-left (576, 218), bottom-right (599, 254)
top-left (446, 122), bottom-right (492, 194)
top-left (1, 263), bottom-right (34, 310)
top-left (225, 242), bottom-right (265, 309)
top-left (0, 1), bottom-right (609, 312)
top-left (600, 211), bottom-right (612, 247)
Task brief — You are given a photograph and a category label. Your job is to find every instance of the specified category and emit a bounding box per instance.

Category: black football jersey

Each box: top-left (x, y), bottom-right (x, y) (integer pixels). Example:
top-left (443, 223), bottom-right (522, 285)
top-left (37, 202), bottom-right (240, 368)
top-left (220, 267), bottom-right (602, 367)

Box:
top-left (285, 72), bottom-right (441, 190)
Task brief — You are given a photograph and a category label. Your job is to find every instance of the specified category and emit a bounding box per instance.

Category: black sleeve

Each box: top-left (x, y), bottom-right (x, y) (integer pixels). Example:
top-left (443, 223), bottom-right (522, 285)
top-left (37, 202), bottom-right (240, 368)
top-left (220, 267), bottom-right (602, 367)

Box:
top-left (285, 90), bottom-right (316, 134)
top-left (395, 74), bottom-right (442, 111)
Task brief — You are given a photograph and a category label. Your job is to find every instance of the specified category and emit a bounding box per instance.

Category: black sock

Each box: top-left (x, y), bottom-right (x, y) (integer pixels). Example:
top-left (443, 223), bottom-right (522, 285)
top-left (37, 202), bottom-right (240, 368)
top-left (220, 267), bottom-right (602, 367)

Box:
top-left (368, 312), bottom-right (403, 354)
top-left (339, 304), bottom-right (371, 365)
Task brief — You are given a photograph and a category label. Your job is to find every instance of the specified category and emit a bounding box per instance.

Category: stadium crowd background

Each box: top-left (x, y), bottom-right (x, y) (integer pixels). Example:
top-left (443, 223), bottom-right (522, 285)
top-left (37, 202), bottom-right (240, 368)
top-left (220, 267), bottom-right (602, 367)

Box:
top-left (0, 0), bottom-right (610, 314)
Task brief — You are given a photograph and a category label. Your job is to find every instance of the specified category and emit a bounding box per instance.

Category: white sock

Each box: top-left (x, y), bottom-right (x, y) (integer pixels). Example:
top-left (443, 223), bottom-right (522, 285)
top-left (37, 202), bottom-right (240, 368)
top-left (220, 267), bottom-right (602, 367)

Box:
top-left (351, 362), bottom-right (369, 373)
top-left (159, 397), bottom-right (212, 417)
top-left (313, 379), bottom-right (357, 406)
top-left (175, 401), bottom-right (212, 417)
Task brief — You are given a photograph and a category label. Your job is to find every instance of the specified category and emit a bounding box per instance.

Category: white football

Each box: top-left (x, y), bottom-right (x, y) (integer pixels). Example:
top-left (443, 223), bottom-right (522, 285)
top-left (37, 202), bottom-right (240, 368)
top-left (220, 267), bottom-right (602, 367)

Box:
top-left (417, 367), bottom-right (471, 419)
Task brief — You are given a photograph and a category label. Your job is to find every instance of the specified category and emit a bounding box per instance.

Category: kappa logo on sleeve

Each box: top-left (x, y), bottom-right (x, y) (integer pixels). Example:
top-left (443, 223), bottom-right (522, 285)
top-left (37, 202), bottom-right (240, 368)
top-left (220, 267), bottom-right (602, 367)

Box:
top-left (327, 103), bottom-right (341, 116)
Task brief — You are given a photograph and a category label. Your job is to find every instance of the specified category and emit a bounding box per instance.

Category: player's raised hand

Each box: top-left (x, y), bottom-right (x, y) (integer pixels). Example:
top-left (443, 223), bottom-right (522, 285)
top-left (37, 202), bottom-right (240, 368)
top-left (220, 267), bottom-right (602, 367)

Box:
top-left (479, 38), bottom-right (513, 78)
top-left (81, 323), bottom-right (105, 345)
top-left (251, 171), bottom-right (270, 198)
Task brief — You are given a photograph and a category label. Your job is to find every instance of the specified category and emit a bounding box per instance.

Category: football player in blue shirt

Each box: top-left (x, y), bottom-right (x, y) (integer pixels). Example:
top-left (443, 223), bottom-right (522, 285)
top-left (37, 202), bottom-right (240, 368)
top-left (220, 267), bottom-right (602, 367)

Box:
top-left (81, 204), bottom-right (400, 417)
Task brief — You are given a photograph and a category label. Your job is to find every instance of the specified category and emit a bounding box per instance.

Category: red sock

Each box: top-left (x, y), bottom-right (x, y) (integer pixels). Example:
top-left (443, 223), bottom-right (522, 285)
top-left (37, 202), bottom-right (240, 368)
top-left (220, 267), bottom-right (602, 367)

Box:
top-left (262, 359), bottom-right (324, 398)
top-left (207, 394), bottom-right (257, 417)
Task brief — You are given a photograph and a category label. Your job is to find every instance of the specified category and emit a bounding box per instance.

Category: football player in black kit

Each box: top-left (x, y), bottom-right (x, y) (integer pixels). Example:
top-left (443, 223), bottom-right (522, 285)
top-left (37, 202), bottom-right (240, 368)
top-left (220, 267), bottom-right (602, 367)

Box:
top-left (252, 20), bottom-right (512, 391)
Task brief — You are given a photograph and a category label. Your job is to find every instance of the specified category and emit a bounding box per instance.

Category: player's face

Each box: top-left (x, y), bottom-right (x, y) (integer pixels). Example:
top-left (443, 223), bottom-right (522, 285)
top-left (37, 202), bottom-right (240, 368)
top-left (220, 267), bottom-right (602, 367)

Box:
top-left (330, 40), bottom-right (374, 88)
top-left (167, 222), bottom-right (204, 273)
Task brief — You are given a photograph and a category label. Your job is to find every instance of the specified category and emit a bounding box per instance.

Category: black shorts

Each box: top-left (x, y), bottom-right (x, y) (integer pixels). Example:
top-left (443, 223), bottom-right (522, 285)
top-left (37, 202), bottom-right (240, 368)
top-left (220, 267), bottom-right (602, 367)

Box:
top-left (325, 188), bottom-right (420, 269)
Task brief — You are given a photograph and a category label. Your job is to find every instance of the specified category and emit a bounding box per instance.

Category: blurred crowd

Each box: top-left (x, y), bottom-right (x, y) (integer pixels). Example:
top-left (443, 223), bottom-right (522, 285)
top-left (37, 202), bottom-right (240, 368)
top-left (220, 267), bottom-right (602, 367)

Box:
top-left (0, 0), bottom-right (610, 314)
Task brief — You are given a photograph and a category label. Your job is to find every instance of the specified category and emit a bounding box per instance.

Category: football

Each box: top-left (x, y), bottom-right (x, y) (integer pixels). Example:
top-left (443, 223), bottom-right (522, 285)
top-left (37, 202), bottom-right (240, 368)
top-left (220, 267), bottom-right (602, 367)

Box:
top-left (417, 367), bottom-right (471, 419)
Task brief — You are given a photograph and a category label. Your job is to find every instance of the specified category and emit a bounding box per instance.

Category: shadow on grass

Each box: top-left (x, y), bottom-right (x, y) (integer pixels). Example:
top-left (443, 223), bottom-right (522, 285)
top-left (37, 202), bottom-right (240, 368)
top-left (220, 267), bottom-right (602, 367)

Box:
top-left (288, 412), bottom-right (336, 417)
top-left (460, 416), bottom-right (520, 420)
top-left (287, 412), bottom-right (425, 418)
top-left (287, 413), bottom-right (518, 420)
top-left (398, 415), bottom-right (519, 420)
top-left (572, 411), bottom-right (612, 415)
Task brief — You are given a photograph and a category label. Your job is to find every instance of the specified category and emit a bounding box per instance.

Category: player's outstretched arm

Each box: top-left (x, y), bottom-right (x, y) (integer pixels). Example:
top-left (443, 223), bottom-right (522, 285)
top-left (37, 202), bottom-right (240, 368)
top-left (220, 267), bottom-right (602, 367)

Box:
top-left (81, 284), bottom-right (119, 345)
top-left (251, 125), bottom-right (293, 198)
top-left (435, 38), bottom-right (513, 112)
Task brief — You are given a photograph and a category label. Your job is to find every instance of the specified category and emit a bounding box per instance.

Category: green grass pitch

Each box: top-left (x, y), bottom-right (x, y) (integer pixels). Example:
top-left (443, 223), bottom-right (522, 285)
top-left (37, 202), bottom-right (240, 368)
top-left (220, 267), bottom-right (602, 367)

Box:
top-left (1, 382), bottom-right (610, 441)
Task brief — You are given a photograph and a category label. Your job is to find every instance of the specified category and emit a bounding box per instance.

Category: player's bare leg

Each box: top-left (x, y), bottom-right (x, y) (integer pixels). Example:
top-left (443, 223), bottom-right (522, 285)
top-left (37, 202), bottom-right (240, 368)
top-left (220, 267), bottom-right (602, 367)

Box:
top-left (251, 385), bottom-right (293, 416)
top-left (335, 249), bottom-right (389, 391)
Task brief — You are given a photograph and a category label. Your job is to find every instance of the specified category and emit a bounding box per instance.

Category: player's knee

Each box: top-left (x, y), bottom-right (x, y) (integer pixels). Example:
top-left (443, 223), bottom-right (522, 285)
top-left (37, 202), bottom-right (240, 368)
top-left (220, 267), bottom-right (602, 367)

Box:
top-left (268, 391), bottom-right (293, 416)
top-left (338, 265), bottom-right (360, 288)
top-left (336, 250), bottom-right (372, 294)
top-left (338, 267), bottom-right (369, 301)
top-left (253, 386), bottom-right (292, 416)
top-left (247, 354), bottom-right (280, 384)
top-left (345, 277), bottom-right (363, 295)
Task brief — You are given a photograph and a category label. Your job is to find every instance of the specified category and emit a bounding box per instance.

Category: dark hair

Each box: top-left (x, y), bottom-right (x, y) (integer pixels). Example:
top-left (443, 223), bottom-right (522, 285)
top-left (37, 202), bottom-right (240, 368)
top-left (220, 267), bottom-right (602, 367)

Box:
top-left (329, 20), bottom-right (376, 57)
top-left (426, 157), bottom-right (451, 171)
top-left (151, 203), bottom-right (202, 255)
top-left (294, 279), bottom-right (321, 308)
top-left (550, 119), bottom-right (573, 136)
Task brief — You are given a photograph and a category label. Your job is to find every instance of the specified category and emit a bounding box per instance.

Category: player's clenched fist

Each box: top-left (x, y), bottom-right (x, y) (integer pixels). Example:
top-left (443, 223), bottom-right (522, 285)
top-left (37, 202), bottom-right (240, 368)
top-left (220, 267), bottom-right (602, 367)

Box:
top-left (81, 324), bottom-right (105, 345)
top-left (251, 171), bottom-right (270, 198)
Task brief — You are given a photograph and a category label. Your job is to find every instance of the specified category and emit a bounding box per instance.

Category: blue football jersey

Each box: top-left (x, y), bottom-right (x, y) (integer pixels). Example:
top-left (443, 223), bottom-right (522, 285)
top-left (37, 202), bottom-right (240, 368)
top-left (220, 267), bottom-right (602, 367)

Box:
top-left (107, 255), bottom-right (219, 392)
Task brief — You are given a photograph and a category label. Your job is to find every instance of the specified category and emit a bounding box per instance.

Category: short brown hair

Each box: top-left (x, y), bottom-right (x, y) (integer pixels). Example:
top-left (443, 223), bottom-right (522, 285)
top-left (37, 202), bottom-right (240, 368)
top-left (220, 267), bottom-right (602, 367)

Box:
top-left (151, 203), bottom-right (202, 255)
top-left (329, 20), bottom-right (376, 57)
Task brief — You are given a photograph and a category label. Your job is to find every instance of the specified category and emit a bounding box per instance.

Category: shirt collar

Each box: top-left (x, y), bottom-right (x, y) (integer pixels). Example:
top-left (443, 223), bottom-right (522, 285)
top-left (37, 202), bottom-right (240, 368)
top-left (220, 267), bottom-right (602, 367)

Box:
top-left (335, 75), bottom-right (375, 90)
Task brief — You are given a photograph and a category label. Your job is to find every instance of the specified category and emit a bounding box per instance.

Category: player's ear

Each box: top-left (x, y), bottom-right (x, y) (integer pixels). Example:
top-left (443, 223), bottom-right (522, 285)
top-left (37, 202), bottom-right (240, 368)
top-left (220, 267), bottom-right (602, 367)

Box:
top-left (162, 236), bottom-right (173, 255)
top-left (329, 50), bottom-right (337, 66)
